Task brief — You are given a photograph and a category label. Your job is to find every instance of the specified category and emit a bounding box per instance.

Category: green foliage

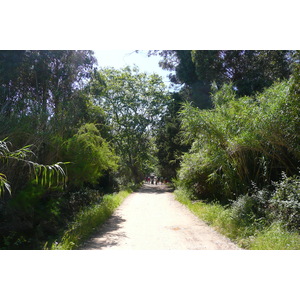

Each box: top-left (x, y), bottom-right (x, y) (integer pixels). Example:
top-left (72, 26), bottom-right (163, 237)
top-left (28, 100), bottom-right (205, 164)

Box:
top-left (0, 183), bottom-right (65, 249)
top-left (0, 51), bottom-right (124, 249)
top-left (1, 185), bottom-right (115, 249)
top-left (178, 78), bottom-right (300, 200)
top-left (0, 51), bottom-right (101, 249)
top-left (64, 187), bottom-right (104, 215)
top-left (149, 50), bottom-right (292, 108)
top-left (0, 139), bottom-right (67, 196)
top-left (9, 183), bottom-right (47, 211)
top-left (211, 82), bottom-right (237, 106)
top-left (49, 189), bottom-right (131, 250)
top-left (249, 222), bottom-right (300, 250)
top-left (0, 173), bottom-right (10, 196)
top-left (174, 188), bottom-right (300, 250)
top-left (63, 123), bottom-right (119, 187)
top-left (155, 92), bottom-right (189, 179)
top-left (92, 66), bottom-right (171, 184)
top-left (269, 173), bottom-right (300, 230)
top-left (231, 188), bottom-right (270, 227)
top-left (0, 50), bottom-right (95, 120)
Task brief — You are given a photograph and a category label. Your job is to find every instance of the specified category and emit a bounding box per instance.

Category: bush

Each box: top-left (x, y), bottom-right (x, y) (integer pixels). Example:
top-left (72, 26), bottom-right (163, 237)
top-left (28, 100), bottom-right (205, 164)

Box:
top-left (63, 123), bottom-right (119, 187)
top-left (230, 173), bottom-right (300, 232)
top-left (269, 173), bottom-right (300, 230)
top-left (49, 189), bottom-right (132, 250)
top-left (56, 187), bottom-right (104, 224)
top-left (231, 187), bottom-right (271, 227)
top-left (0, 183), bottom-right (65, 249)
top-left (178, 79), bottom-right (300, 202)
top-left (175, 186), bottom-right (300, 250)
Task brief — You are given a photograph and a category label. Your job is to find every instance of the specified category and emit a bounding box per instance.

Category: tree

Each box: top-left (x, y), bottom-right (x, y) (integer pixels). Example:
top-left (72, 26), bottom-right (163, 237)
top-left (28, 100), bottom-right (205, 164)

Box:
top-left (148, 50), bottom-right (292, 108)
top-left (0, 50), bottom-right (98, 169)
top-left (0, 51), bottom-right (118, 249)
top-left (0, 50), bottom-right (96, 130)
top-left (63, 123), bottom-right (119, 187)
top-left (91, 66), bottom-right (171, 183)
top-left (155, 92), bottom-right (189, 179)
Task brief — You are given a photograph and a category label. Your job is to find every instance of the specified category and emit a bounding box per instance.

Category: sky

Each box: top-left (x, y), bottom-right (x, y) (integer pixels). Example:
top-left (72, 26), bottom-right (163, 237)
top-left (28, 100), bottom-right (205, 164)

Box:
top-left (93, 50), bottom-right (174, 87)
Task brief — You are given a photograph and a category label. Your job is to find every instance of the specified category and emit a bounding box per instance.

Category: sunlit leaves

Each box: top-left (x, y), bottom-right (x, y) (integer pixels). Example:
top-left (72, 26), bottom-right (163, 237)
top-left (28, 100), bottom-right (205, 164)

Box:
top-left (0, 139), bottom-right (67, 196)
top-left (33, 162), bottom-right (67, 188)
top-left (91, 66), bottom-right (171, 182)
top-left (178, 78), bottom-right (300, 200)
top-left (64, 123), bottom-right (119, 187)
top-left (0, 173), bottom-right (11, 196)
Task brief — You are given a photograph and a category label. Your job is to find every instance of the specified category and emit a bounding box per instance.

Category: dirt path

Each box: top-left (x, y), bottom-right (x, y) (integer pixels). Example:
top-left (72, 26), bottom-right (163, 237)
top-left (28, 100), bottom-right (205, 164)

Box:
top-left (81, 184), bottom-right (240, 250)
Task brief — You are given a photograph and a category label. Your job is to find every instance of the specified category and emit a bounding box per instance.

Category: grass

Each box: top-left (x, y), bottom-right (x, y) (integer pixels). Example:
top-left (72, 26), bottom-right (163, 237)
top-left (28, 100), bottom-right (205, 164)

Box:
top-left (174, 188), bottom-right (300, 250)
top-left (250, 222), bottom-right (300, 250)
top-left (46, 189), bottom-right (132, 250)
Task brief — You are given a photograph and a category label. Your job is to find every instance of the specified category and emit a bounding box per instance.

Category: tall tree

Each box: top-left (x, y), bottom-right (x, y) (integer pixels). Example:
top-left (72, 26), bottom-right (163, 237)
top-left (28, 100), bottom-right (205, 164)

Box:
top-left (0, 50), bottom-right (97, 164)
top-left (155, 92), bottom-right (190, 179)
top-left (191, 50), bottom-right (292, 96)
top-left (148, 50), bottom-right (292, 108)
top-left (91, 66), bottom-right (171, 183)
top-left (0, 50), bottom-right (96, 125)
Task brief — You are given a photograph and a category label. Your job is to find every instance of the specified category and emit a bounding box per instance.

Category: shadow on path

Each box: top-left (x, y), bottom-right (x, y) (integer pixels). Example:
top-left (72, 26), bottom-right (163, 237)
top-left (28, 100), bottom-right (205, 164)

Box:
top-left (81, 214), bottom-right (127, 249)
top-left (81, 184), bottom-right (174, 249)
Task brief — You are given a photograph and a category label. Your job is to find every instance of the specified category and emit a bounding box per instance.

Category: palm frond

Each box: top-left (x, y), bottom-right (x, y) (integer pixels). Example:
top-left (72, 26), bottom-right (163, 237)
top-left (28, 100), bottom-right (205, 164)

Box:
top-left (0, 139), bottom-right (68, 196)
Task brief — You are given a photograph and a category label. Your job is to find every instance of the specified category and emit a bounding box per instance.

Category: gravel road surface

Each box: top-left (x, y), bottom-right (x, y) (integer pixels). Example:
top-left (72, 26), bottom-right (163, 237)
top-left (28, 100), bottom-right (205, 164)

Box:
top-left (82, 184), bottom-right (240, 250)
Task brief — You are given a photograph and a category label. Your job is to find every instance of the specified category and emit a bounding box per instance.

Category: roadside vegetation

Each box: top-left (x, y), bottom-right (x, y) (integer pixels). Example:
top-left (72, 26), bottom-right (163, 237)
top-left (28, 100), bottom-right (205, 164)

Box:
top-left (155, 50), bottom-right (300, 249)
top-left (0, 51), bottom-right (168, 249)
top-left (175, 186), bottom-right (300, 250)
top-left (1, 50), bottom-right (300, 250)
top-left (47, 188), bottom-right (134, 250)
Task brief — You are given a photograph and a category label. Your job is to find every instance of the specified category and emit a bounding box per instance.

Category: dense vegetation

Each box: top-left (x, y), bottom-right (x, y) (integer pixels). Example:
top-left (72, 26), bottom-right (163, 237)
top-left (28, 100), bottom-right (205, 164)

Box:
top-left (0, 50), bottom-right (169, 249)
top-left (1, 50), bottom-right (300, 249)
top-left (153, 50), bottom-right (300, 248)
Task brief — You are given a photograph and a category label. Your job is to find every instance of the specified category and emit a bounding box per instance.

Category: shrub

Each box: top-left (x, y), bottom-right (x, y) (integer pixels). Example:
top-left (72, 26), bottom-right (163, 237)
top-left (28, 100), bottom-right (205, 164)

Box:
top-left (231, 187), bottom-right (271, 227)
top-left (230, 172), bottom-right (300, 233)
top-left (175, 187), bottom-right (300, 250)
top-left (59, 187), bottom-right (103, 220)
top-left (63, 123), bottom-right (119, 187)
top-left (49, 189), bottom-right (131, 250)
top-left (0, 183), bottom-right (65, 249)
top-left (268, 173), bottom-right (300, 230)
top-left (178, 79), bottom-right (300, 202)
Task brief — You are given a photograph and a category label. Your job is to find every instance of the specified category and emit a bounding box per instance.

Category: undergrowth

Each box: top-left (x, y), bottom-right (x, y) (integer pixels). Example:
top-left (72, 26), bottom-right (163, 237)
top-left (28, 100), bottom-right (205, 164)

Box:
top-left (174, 188), bottom-right (300, 250)
top-left (46, 189), bottom-right (132, 250)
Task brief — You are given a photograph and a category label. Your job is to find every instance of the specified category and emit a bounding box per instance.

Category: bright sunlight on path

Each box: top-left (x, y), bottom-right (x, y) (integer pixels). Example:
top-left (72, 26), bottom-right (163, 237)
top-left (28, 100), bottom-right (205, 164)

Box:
top-left (82, 184), bottom-right (240, 250)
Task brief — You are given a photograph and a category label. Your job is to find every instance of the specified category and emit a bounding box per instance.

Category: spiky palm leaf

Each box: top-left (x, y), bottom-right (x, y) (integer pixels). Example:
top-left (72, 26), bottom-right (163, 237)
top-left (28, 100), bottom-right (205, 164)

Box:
top-left (0, 139), bottom-right (67, 196)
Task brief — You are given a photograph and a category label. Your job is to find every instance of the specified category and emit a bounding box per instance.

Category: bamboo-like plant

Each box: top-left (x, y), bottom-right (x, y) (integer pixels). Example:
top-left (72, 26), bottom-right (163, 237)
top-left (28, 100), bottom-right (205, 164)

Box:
top-left (178, 77), bottom-right (300, 201)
